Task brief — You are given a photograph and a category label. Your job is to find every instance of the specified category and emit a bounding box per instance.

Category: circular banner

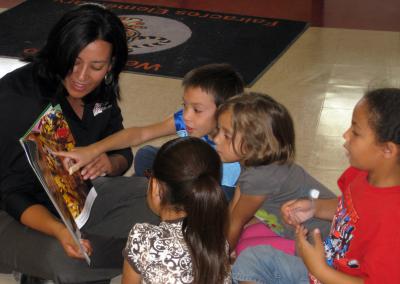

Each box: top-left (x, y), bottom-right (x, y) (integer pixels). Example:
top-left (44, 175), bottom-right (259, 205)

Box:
top-left (120, 15), bottom-right (192, 55)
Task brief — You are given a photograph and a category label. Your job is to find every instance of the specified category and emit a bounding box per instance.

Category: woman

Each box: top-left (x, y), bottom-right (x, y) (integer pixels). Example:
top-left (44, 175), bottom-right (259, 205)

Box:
top-left (0, 4), bottom-right (158, 283)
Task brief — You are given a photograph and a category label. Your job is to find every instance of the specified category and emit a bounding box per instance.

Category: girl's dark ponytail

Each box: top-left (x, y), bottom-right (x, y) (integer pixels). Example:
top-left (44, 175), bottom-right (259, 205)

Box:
top-left (183, 174), bottom-right (229, 284)
top-left (153, 137), bottom-right (230, 283)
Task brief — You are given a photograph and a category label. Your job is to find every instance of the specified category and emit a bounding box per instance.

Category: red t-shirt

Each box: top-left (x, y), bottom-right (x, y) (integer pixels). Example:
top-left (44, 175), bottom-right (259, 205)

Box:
top-left (315, 167), bottom-right (400, 283)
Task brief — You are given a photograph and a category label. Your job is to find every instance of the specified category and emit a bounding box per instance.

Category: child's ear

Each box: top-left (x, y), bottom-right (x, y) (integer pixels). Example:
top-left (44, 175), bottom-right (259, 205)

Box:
top-left (382, 142), bottom-right (399, 159)
top-left (150, 177), bottom-right (163, 201)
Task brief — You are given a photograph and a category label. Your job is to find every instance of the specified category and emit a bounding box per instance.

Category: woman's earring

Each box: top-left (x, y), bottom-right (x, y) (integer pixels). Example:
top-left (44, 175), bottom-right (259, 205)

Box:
top-left (104, 72), bottom-right (113, 85)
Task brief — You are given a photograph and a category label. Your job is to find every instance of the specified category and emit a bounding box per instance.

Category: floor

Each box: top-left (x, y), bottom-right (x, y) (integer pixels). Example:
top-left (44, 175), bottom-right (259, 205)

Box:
top-left (0, 1), bottom-right (399, 283)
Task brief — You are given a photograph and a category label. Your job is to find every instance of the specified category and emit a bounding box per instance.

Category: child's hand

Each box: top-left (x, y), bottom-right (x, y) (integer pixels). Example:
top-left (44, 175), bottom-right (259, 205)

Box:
top-left (281, 199), bottom-right (298, 226)
top-left (55, 145), bottom-right (99, 174)
top-left (295, 225), bottom-right (326, 275)
top-left (55, 226), bottom-right (92, 259)
top-left (229, 250), bottom-right (237, 264)
top-left (243, 217), bottom-right (260, 229)
top-left (281, 199), bottom-right (315, 226)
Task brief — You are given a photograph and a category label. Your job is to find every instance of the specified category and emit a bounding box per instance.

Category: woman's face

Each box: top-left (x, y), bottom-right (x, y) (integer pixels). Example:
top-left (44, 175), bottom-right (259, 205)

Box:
top-left (63, 39), bottom-right (112, 99)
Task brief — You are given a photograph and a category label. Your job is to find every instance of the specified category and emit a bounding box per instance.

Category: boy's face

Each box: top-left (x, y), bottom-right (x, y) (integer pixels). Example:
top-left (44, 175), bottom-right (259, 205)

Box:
top-left (343, 100), bottom-right (384, 171)
top-left (214, 110), bottom-right (242, 163)
top-left (182, 86), bottom-right (217, 138)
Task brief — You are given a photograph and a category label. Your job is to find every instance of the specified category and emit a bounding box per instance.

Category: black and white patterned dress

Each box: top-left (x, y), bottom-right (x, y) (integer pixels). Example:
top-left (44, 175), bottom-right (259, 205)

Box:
top-left (123, 219), bottom-right (231, 283)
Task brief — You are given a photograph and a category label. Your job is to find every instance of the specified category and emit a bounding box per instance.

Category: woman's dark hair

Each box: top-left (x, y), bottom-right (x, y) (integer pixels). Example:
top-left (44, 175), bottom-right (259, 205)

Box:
top-left (217, 92), bottom-right (295, 167)
top-left (34, 4), bottom-right (128, 103)
top-left (182, 63), bottom-right (245, 107)
top-left (152, 137), bottom-right (229, 283)
top-left (364, 88), bottom-right (400, 145)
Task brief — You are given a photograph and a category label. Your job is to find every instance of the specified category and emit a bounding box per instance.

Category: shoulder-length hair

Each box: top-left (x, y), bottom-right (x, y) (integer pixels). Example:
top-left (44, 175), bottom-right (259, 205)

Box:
top-left (218, 92), bottom-right (295, 167)
top-left (33, 4), bottom-right (128, 103)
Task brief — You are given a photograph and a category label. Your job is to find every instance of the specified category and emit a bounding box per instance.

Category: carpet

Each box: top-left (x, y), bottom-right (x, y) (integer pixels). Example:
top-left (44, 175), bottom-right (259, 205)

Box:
top-left (0, 0), bottom-right (308, 86)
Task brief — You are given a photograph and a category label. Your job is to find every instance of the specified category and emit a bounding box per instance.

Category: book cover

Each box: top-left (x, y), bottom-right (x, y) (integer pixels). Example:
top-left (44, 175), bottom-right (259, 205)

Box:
top-left (19, 104), bottom-right (96, 265)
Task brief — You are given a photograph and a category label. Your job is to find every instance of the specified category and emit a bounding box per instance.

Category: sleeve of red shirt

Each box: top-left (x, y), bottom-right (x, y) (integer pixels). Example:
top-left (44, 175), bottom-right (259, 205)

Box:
top-left (337, 166), bottom-right (360, 194)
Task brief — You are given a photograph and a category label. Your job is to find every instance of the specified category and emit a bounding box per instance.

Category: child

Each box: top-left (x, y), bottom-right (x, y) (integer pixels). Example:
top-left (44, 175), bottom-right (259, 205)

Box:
top-left (232, 88), bottom-right (400, 283)
top-left (122, 137), bottom-right (231, 283)
top-left (58, 63), bottom-right (244, 200)
top-left (213, 92), bottom-right (336, 255)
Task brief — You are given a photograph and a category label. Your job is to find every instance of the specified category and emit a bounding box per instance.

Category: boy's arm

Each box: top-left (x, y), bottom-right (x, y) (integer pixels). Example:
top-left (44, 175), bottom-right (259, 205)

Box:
top-left (281, 197), bottom-right (339, 226)
top-left (95, 115), bottom-right (175, 153)
top-left (314, 198), bottom-right (339, 220)
top-left (228, 186), bottom-right (267, 250)
top-left (58, 116), bottom-right (176, 171)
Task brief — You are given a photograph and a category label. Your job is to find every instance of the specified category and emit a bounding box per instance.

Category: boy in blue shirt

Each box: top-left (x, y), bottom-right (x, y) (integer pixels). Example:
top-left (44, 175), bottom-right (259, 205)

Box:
top-left (58, 63), bottom-right (244, 200)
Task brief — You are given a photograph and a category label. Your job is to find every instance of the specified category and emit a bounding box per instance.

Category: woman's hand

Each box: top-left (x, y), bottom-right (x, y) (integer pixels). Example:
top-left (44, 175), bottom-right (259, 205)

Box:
top-left (281, 199), bottom-right (315, 226)
top-left (20, 204), bottom-right (92, 259)
top-left (80, 153), bottom-right (113, 180)
top-left (54, 226), bottom-right (92, 259)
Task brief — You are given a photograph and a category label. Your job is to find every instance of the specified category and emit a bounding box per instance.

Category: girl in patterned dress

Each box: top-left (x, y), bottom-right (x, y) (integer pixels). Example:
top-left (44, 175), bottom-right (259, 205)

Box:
top-left (122, 137), bottom-right (231, 283)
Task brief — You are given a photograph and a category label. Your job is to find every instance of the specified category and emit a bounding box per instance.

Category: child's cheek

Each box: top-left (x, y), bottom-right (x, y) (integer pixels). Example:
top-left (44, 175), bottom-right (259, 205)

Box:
top-left (216, 149), bottom-right (227, 162)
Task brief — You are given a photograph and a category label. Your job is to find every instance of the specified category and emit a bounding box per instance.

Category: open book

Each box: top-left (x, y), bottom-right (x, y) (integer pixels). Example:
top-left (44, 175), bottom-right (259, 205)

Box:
top-left (20, 104), bottom-right (97, 265)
